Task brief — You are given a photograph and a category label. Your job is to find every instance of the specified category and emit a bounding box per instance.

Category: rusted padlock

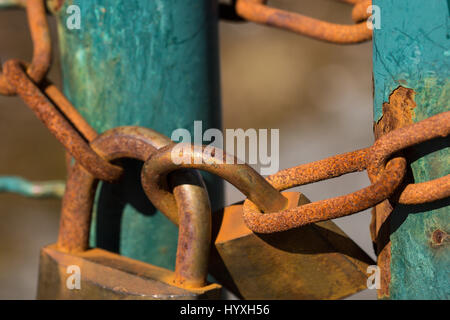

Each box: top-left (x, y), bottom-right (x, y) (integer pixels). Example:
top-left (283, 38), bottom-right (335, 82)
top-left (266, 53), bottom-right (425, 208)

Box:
top-left (213, 193), bottom-right (374, 299)
top-left (37, 127), bottom-right (221, 299)
top-left (142, 144), bottom-right (374, 299)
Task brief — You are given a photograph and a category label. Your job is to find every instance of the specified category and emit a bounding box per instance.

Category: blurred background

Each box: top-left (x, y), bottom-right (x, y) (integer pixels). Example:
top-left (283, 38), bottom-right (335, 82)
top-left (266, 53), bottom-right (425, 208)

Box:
top-left (0, 0), bottom-right (375, 299)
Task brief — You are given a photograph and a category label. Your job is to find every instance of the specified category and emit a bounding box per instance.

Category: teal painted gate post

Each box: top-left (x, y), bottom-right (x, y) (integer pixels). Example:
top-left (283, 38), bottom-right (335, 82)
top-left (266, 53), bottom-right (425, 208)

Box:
top-left (54, 0), bottom-right (224, 269)
top-left (373, 0), bottom-right (449, 299)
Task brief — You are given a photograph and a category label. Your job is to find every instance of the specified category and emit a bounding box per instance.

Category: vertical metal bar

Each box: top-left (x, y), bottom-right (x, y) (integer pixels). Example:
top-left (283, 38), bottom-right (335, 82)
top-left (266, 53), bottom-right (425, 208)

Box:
top-left (54, 0), bottom-right (223, 269)
top-left (373, 0), bottom-right (449, 299)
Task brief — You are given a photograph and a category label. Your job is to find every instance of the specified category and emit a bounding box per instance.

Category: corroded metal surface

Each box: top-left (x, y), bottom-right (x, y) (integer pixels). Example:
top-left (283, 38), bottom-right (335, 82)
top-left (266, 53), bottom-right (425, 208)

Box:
top-left (0, 0), bottom-right (51, 95)
top-left (58, 126), bottom-right (174, 252)
top-left (57, 127), bottom-right (214, 290)
top-left (214, 192), bottom-right (374, 299)
top-left (44, 83), bottom-right (98, 142)
top-left (141, 143), bottom-right (288, 223)
top-left (139, 109), bottom-right (449, 235)
top-left (54, 0), bottom-right (224, 269)
top-left (369, 110), bottom-right (450, 204)
top-left (235, 0), bottom-right (372, 44)
top-left (352, 0), bottom-right (372, 23)
top-left (266, 148), bottom-right (369, 190)
top-left (243, 111), bottom-right (449, 233)
top-left (38, 244), bottom-right (221, 300)
top-left (170, 170), bottom-right (212, 289)
top-left (1, 0), bottom-right (448, 300)
top-left (3, 60), bottom-right (122, 182)
top-left (243, 157), bottom-right (406, 233)
top-left (372, 1), bottom-right (449, 299)
top-left (370, 85), bottom-right (416, 298)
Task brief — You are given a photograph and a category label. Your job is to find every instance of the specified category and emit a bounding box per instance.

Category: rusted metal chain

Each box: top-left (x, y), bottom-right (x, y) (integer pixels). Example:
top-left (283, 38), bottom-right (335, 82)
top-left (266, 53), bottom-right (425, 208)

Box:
top-left (3, 59), bottom-right (122, 182)
top-left (352, 0), bottom-right (372, 23)
top-left (235, 0), bottom-right (372, 44)
top-left (58, 127), bottom-right (173, 253)
top-left (0, 0), bottom-right (51, 95)
top-left (140, 111), bottom-right (448, 234)
top-left (43, 82), bottom-right (98, 142)
top-left (139, 143), bottom-right (404, 234)
top-left (266, 148), bottom-right (369, 190)
top-left (243, 154), bottom-right (406, 233)
top-left (368, 111), bottom-right (450, 204)
top-left (242, 112), bottom-right (450, 233)
top-left (170, 169), bottom-right (212, 289)
top-left (43, 81), bottom-right (99, 175)
top-left (0, 0), bottom-right (446, 242)
top-left (141, 143), bottom-right (288, 224)
top-left (58, 126), bottom-right (212, 289)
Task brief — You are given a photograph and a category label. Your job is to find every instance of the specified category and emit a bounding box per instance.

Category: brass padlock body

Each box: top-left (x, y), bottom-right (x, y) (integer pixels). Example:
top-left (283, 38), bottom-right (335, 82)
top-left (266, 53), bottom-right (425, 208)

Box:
top-left (37, 127), bottom-right (221, 299)
top-left (37, 244), bottom-right (220, 300)
top-left (213, 192), bottom-right (374, 299)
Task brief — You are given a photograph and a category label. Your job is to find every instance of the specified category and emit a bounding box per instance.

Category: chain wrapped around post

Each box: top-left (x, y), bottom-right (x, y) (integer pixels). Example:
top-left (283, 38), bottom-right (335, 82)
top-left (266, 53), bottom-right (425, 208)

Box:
top-left (139, 111), bottom-right (449, 234)
top-left (243, 111), bottom-right (450, 233)
top-left (0, 0), bottom-right (449, 296)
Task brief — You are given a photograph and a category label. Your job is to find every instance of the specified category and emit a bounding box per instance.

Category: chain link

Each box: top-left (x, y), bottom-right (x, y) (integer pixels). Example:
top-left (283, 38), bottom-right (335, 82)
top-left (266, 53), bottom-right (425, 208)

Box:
top-left (0, 0), bottom-right (51, 95)
top-left (234, 0), bottom-right (373, 44)
top-left (242, 112), bottom-right (450, 233)
top-left (3, 59), bottom-right (123, 182)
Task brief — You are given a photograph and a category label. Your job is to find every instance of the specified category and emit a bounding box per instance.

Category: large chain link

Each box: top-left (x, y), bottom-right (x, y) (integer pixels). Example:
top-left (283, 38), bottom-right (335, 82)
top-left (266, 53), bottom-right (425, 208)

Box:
top-left (0, 0), bottom-right (51, 95)
top-left (222, 0), bottom-right (373, 44)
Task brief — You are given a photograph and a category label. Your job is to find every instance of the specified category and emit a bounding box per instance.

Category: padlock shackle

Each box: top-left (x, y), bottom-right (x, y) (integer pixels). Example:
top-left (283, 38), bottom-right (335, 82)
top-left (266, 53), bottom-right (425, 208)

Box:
top-left (57, 127), bottom-right (212, 288)
top-left (169, 170), bottom-right (211, 288)
top-left (141, 143), bottom-right (288, 220)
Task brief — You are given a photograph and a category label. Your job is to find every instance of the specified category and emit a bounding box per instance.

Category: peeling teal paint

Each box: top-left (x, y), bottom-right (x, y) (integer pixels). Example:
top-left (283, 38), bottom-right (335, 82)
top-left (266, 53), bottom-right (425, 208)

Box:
top-left (373, 1), bottom-right (450, 121)
top-left (373, 0), bottom-right (449, 299)
top-left (55, 0), bottom-right (223, 269)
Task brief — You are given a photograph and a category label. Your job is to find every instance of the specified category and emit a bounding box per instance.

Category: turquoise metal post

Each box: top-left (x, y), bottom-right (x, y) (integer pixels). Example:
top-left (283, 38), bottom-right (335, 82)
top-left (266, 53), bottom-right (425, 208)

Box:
top-left (373, 0), bottom-right (449, 299)
top-left (54, 0), bottom-right (223, 269)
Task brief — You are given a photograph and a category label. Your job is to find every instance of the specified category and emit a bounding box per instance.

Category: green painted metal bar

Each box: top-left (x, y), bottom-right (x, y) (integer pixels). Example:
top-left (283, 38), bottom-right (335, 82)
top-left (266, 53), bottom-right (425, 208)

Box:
top-left (54, 0), bottom-right (224, 269)
top-left (0, 0), bottom-right (25, 9)
top-left (373, 0), bottom-right (449, 299)
top-left (0, 176), bottom-right (65, 198)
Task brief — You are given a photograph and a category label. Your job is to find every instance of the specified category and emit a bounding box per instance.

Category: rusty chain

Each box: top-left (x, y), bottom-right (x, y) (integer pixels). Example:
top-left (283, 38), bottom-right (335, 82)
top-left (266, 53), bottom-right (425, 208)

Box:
top-left (242, 111), bottom-right (450, 233)
top-left (0, 0), bottom-right (51, 95)
top-left (233, 0), bottom-right (373, 44)
top-left (1, 0), bottom-right (448, 237)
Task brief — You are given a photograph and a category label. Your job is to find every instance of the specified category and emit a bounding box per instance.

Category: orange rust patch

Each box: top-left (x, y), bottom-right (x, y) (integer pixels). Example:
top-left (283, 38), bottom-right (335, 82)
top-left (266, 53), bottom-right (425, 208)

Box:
top-left (216, 192), bottom-right (301, 243)
top-left (372, 86), bottom-right (416, 299)
top-left (374, 86), bottom-right (416, 139)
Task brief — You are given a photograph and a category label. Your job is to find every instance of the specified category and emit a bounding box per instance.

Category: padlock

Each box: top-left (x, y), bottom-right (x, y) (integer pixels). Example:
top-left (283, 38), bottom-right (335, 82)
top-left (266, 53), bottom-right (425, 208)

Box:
top-left (212, 192), bottom-right (374, 299)
top-left (141, 143), bottom-right (375, 299)
top-left (37, 127), bottom-right (221, 299)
